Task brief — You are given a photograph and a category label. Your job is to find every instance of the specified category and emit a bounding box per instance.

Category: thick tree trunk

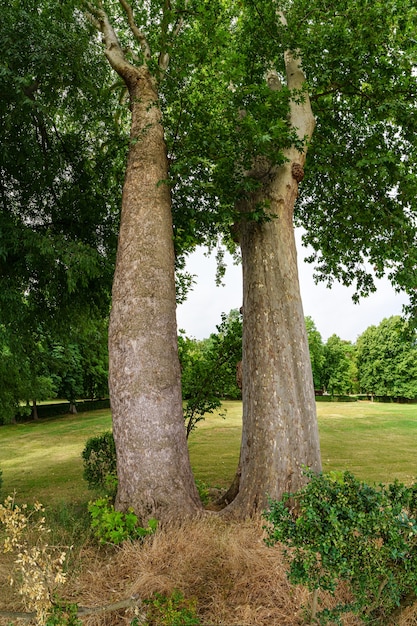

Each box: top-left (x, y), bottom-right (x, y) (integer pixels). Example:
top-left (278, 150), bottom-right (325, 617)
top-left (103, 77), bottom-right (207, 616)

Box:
top-left (225, 178), bottom-right (322, 517)
top-left (108, 66), bottom-right (201, 523)
top-left (223, 52), bottom-right (322, 518)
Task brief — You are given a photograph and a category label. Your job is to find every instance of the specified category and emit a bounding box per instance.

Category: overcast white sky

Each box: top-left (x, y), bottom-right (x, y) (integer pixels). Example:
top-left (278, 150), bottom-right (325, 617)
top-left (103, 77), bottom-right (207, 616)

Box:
top-left (176, 230), bottom-right (409, 343)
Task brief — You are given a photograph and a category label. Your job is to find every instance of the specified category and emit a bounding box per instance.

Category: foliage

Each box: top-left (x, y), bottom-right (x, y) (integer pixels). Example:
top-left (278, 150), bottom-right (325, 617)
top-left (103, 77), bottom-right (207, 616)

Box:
top-left (356, 316), bottom-right (417, 399)
top-left (0, 0), bottom-right (120, 423)
top-left (264, 470), bottom-right (417, 624)
top-left (0, 314), bottom-right (109, 423)
top-left (46, 600), bottom-right (82, 626)
top-left (179, 309), bottom-right (242, 436)
top-left (322, 335), bottom-right (358, 396)
top-left (88, 497), bottom-right (157, 545)
top-left (0, 495), bottom-right (70, 625)
top-left (82, 431), bottom-right (117, 497)
top-left (141, 590), bottom-right (201, 626)
top-left (305, 317), bottom-right (325, 390)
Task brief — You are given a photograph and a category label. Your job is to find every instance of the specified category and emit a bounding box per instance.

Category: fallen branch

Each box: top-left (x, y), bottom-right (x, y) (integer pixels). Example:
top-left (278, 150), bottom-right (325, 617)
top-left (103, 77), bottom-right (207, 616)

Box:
top-left (0, 596), bottom-right (141, 622)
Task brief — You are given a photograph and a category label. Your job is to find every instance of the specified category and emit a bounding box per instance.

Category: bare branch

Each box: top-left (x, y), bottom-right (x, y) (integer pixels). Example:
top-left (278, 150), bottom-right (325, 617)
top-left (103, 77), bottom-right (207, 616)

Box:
top-left (85, 2), bottom-right (134, 80)
top-left (171, 0), bottom-right (189, 38)
top-left (0, 597), bottom-right (141, 622)
top-left (119, 0), bottom-right (152, 60)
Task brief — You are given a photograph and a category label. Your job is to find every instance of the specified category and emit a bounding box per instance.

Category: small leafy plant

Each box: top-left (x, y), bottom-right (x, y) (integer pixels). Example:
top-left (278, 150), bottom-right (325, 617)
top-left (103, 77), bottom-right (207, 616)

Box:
top-left (88, 497), bottom-right (157, 545)
top-left (82, 431), bottom-right (117, 498)
top-left (46, 599), bottom-right (82, 626)
top-left (264, 470), bottom-right (417, 624)
top-left (140, 590), bottom-right (201, 625)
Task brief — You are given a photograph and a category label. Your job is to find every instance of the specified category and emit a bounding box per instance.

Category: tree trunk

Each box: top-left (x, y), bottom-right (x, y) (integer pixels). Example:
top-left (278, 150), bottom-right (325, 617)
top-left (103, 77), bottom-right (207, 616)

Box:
top-left (108, 66), bottom-right (201, 523)
top-left (32, 399), bottom-right (39, 421)
top-left (223, 52), bottom-right (322, 518)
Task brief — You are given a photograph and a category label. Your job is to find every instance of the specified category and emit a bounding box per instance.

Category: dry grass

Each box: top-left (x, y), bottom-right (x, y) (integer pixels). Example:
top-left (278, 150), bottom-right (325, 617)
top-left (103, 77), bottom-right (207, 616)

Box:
top-left (67, 516), bottom-right (309, 625)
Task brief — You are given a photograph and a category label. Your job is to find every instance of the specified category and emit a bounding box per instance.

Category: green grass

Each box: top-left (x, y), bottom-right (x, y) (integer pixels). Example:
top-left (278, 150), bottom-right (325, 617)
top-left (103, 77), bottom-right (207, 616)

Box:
top-left (0, 401), bottom-right (417, 507)
top-left (318, 400), bottom-right (417, 484)
top-left (0, 409), bottom-right (112, 504)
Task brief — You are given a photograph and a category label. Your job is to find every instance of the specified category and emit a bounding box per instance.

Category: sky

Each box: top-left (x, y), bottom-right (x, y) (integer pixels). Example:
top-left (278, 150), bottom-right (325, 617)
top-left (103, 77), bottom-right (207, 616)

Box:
top-left (176, 230), bottom-right (409, 343)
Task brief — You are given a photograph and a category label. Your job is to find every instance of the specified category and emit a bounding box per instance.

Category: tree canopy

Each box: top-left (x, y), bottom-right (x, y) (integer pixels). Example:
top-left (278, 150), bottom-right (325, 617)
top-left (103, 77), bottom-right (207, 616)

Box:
top-left (357, 316), bottom-right (417, 399)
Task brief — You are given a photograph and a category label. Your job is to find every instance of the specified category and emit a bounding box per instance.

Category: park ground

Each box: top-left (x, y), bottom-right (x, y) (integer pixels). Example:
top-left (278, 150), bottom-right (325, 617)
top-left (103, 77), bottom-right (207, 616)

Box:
top-left (1, 400), bottom-right (417, 625)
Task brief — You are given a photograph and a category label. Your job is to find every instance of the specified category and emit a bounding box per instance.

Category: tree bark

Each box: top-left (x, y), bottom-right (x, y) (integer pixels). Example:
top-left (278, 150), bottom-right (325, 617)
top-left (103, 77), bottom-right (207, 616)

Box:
top-left (89, 4), bottom-right (202, 523)
top-left (223, 52), bottom-right (322, 517)
top-left (108, 66), bottom-right (201, 522)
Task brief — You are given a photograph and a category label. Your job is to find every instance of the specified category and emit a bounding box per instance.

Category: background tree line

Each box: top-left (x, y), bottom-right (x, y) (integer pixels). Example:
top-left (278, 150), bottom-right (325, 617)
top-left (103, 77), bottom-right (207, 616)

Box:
top-left (2, 310), bottom-right (416, 424)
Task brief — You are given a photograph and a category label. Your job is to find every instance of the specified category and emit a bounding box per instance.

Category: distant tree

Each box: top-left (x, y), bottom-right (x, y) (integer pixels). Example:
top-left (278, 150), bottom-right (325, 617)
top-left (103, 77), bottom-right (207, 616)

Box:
top-left (78, 317), bottom-right (109, 400)
top-left (0, 324), bottom-right (57, 423)
top-left (179, 309), bottom-right (242, 437)
top-left (50, 343), bottom-right (84, 413)
top-left (322, 335), bottom-right (357, 396)
top-left (356, 316), bottom-right (417, 399)
top-left (305, 317), bottom-right (325, 391)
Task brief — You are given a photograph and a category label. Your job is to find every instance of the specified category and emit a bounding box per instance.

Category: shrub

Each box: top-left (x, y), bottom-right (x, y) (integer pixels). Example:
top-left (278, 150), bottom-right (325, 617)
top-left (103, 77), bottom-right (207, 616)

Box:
top-left (82, 431), bottom-right (117, 497)
top-left (264, 470), bottom-right (417, 624)
top-left (140, 590), bottom-right (201, 625)
top-left (0, 466), bottom-right (2, 495)
top-left (0, 495), bottom-right (71, 625)
top-left (88, 497), bottom-right (157, 545)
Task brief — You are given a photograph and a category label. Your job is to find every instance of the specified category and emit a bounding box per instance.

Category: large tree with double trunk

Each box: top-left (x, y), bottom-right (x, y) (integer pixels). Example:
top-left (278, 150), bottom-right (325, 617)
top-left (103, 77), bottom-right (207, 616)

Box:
top-left (84, 0), bottom-right (417, 520)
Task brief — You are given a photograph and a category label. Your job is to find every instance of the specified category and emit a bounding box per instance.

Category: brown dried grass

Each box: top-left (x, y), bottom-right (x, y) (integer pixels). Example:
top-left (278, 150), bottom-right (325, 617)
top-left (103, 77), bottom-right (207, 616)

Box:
top-left (69, 515), bottom-right (308, 625)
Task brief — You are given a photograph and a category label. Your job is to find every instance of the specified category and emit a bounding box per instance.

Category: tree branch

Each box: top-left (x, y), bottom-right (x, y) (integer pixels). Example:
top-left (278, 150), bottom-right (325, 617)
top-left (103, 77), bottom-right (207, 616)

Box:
top-left (119, 0), bottom-right (151, 60)
top-left (0, 596), bottom-right (142, 622)
top-left (84, 1), bottom-right (135, 80)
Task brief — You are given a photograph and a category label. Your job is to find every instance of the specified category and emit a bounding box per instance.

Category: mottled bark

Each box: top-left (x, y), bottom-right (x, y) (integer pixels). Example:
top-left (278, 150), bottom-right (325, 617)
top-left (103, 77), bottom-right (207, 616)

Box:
top-left (90, 5), bottom-right (202, 522)
top-left (108, 67), bottom-right (201, 523)
top-left (223, 52), bottom-right (322, 518)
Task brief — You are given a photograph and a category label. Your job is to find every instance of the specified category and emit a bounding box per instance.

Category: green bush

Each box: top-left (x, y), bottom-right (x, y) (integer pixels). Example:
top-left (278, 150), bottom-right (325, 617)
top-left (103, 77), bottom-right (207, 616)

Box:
top-left (46, 600), bottom-right (82, 626)
top-left (82, 431), bottom-right (117, 497)
top-left (139, 590), bottom-right (200, 625)
top-left (0, 466), bottom-right (2, 495)
top-left (88, 497), bottom-right (157, 545)
top-left (264, 470), bottom-right (417, 624)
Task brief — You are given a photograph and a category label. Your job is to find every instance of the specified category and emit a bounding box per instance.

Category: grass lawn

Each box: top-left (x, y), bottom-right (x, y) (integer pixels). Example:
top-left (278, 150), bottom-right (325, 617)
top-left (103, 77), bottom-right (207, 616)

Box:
top-left (1, 400), bottom-right (417, 505)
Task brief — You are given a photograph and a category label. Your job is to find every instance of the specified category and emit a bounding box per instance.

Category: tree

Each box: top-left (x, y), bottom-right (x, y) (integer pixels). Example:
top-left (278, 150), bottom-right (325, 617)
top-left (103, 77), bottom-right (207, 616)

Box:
top-left (356, 316), bottom-right (417, 399)
top-left (179, 309), bottom-right (242, 437)
top-left (0, 0), bottom-right (121, 417)
top-left (305, 317), bottom-right (325, 392)
top-left (196, 0), bottom-right (417, 516)
top-left (84, 0), bottom-right (207, 521)
top-left (4, 0), bottom-right (416, 521)
top-left (322, 335), bottom-right (357, 396)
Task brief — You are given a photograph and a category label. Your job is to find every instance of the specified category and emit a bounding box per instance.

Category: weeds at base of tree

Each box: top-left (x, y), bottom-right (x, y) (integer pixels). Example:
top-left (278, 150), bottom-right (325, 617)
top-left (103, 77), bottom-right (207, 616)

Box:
top-left (131, 590), bottom-right (200, 626)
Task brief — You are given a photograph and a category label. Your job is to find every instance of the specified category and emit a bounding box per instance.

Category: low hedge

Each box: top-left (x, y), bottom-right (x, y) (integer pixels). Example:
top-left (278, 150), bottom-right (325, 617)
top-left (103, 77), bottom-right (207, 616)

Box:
top-left (315, 395), bottom-right (358, 403)
top-left (13, 398), bottom-right (111, 422)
